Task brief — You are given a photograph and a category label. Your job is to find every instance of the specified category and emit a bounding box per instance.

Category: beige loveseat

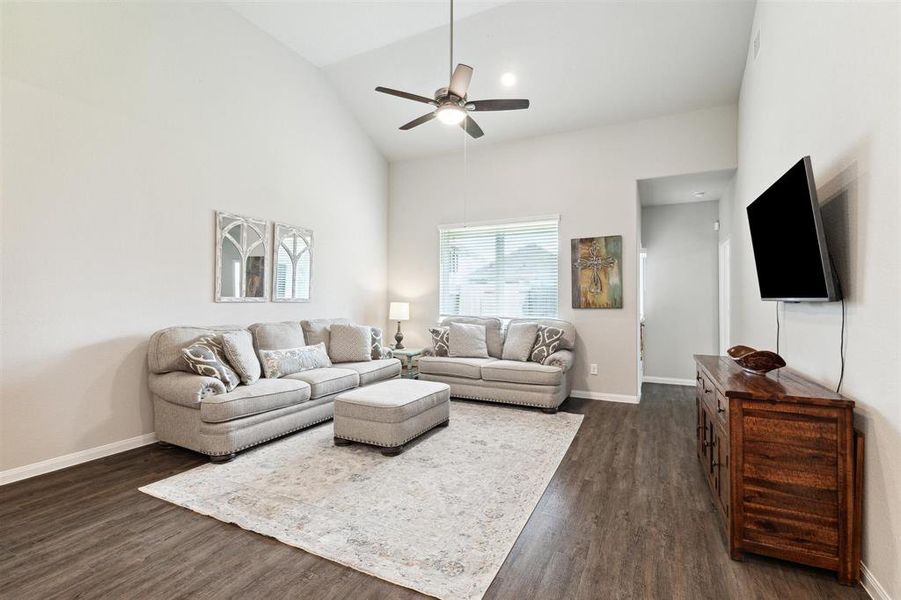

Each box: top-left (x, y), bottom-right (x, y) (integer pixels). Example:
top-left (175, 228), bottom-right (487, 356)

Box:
top-left (417, 317), bottom-right (576, 412)
top-left (147, 318), bottom-right (400, 461)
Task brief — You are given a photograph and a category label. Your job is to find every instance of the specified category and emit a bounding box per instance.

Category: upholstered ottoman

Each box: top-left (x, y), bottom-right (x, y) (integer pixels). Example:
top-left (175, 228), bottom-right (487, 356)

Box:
top-left (333, 379), bottom-right (450, 456)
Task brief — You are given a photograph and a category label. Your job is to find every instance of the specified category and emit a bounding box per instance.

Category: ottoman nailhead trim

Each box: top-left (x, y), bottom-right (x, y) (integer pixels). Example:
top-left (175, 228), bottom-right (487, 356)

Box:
top-left (334, 418), bottom-right (450, 448)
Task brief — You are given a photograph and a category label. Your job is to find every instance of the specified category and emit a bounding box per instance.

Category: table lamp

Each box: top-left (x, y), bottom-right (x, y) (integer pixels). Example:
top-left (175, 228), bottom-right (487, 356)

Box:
top-left (389, 302), bottom-right (410, 349)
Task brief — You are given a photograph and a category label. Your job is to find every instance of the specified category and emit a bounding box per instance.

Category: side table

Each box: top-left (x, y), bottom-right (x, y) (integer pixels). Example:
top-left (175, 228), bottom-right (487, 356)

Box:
top-left (391, 347), bottom-right (423, 379)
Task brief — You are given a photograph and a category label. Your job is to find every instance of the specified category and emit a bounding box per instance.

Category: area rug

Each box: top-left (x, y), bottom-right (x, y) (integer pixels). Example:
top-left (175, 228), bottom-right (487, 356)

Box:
top-left (140, 401), bottom-right (582, 600)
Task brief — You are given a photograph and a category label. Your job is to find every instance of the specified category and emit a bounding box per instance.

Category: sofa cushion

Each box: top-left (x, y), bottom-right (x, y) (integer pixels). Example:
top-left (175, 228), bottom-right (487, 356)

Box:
top-left (418, 356), bottom-right (496, 380)
top-left (448, 322), bottom-right (489, 358)
top-left (328, 324), bottom-right (373, 363)
top-left (148, 325), bottom-right (244, 374)
top-left (200, 378), bottom-right (311, 423)
top-left (249, 322), bottom-right (305, 357)
top-left (481, 360), bottom-right (564, 386)
top-left (439, 316), bottom-right (504, 358)
top-left (300, 318), bottom-right (351, 350)
top-left (284, 367), bottom-right (360, 399)
top-left (338, 358), bottom-right (402, 386)
top-left (181, 336), bottom-right (240, 392)
top-left (508, 318), bottom-right (576, 351)
top-left (502, 321), bottom-right (540, 362)
top-left (221, 330), bottom-right (261, 385)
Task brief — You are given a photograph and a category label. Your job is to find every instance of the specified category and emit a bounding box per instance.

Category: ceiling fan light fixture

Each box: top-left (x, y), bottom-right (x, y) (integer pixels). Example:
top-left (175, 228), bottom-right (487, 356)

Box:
top-left (436, 104), bottom-right (466, 125)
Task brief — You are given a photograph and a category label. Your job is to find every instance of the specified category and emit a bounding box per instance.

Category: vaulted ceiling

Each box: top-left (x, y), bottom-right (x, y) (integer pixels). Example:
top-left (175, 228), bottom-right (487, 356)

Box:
top-left (231, 1), bottom-right (756, 161)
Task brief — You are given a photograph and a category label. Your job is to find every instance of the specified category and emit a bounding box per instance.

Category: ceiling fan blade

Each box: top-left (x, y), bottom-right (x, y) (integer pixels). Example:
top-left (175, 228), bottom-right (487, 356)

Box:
top-left (399, 112), bottom-right (437, 130)
top-left (459, 115), bottom-right (484, 139)
top-left (375, 86), bottom-right (437, 106)
top-left (448, 64), bottom-right (474, 98)
top-left (465, 99), bottom-right (530, 111)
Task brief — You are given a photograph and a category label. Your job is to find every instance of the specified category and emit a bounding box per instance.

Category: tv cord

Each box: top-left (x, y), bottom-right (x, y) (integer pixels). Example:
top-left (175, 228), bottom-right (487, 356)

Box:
top-left (773, 256), bottom-right (845, 394)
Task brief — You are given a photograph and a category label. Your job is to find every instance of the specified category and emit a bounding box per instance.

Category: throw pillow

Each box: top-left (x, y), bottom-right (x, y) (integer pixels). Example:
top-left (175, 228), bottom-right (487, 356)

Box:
top-left (221, 330), bottom-right (261, 385)
top-left (181, 336), bottom-right (240, 391)
top-left (300, 318), bottom-right (351, 351)
top-left (370, 327), bottom-right (386, 360)
top-left (259, 343), bottom-right (332, 378)
top-left (448, 322), bottom-right (489, 358)
top-left (328, 323), bottom-right (373, 363)
top-left (429, 326), bottom-right (450, 356)
top-left (502, 321), bottom-right (540, 362)
top-left (529, 325), bottom-right (566, 363)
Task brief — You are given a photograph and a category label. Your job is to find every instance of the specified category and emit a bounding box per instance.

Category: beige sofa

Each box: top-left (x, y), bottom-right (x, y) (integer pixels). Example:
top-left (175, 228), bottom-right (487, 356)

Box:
top-left (417, 317), bottom-right (576, 412)
top-left (147, 318), bottom-right (400, 461)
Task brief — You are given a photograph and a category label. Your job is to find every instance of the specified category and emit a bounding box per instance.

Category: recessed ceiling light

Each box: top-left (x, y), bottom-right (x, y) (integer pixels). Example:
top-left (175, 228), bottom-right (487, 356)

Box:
top-left (693, 191), bottom-right (706, 198)
top-left (500, 72), bottom-right (517, 87)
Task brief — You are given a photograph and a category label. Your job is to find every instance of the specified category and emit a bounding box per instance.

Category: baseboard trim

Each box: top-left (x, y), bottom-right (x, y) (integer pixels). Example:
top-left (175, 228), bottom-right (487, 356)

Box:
top-left (642, 376), bottom-right (696, 386)
top-left (570, 390), bottom-right (640, 404)
top-left (861, 562), bottom-right (891, 600)
top-left (0, 432), bottom-right (158, 486)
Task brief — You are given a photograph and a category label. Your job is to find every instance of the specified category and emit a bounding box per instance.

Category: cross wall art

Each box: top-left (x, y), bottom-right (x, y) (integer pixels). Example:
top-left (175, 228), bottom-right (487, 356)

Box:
top-left (571, 235), bottom-right (623, 309)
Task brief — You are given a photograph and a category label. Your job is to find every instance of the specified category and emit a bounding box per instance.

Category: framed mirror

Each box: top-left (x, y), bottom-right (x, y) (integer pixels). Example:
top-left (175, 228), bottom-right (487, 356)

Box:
top-left (272, 222), bottom-right (313, 302)
top-left (215, 211), bottom-right (270, 302)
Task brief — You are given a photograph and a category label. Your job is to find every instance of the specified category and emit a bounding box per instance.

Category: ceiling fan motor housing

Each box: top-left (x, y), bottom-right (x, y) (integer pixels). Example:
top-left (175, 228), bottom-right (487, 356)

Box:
top-left (434, 87), bottom-right (465, 104)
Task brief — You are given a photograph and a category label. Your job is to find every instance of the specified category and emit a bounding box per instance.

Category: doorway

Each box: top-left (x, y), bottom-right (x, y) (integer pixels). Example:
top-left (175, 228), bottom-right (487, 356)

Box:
top-left (636, 168), bottom-right (735, 386)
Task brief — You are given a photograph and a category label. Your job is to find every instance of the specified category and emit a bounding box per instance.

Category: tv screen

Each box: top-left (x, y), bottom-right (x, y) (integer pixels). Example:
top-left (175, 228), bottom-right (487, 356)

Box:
top-left (746, 156), bottom-right (840, 301)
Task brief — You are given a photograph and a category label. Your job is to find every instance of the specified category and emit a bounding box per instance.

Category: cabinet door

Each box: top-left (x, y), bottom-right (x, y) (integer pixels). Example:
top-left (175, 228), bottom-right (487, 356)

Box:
top-left (714, 424), bottom-right (730, 519)
top-left (696, 396), bottom-right (705, 461)
top-left (703, 410), bottom-right (717, 491)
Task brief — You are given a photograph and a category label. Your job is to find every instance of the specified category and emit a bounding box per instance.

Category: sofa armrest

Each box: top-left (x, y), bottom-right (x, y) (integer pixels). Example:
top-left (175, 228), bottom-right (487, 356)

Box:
top-left (543, 349), bottom-right (575, 371)
top-left (149, 371), bottom-right (226, 408)
top-left (380, 347), bottom-right (394, 359)
top-left (421, 347), bottom-right (436, 357)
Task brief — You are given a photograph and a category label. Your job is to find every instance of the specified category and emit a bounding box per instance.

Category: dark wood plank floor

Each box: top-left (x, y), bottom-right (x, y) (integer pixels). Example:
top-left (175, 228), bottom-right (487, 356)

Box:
top-left (0, 384), bottom-right (867, 600)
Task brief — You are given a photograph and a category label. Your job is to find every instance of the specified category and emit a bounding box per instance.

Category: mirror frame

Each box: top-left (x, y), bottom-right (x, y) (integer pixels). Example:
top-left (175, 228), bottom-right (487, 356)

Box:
top-left (214, 211), bottom-right (270, 303)
top-left (271, 222), bottom-right (314, 303)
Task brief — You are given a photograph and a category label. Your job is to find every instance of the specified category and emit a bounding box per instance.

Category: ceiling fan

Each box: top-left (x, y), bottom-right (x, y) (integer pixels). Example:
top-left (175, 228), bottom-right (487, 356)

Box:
top-left (374, 0), bottom-right (529, 139)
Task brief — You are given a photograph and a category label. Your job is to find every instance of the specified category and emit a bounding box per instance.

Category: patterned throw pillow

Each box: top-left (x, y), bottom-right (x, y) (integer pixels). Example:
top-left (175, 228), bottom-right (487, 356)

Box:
top-left (429, 326), bottom-right (449, 357)
top-left (259, 343), bottom-right (332, 378)
top-left (529, 325), bottom-right (566, 363)
top-left (370, 327), bottom-right (386, 360)
top-left (328, 324), bottom-right (372, 363)
top-left (181, 336), bottom-right (240, 392)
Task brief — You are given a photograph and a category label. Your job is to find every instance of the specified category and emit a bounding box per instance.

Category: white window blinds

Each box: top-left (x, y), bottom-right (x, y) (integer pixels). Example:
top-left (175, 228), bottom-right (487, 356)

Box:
top-left (439, 218), bottom-right (559, 319)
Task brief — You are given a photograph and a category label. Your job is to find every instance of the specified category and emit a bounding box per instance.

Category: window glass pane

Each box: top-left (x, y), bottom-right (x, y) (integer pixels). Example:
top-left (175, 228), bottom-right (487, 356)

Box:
top-left (439, 219), bottom-right (559, 319)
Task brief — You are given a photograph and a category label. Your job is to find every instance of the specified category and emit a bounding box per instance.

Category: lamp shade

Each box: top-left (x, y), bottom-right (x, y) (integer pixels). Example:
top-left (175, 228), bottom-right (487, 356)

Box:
top-left (389, 302), bottom-right (410, 321)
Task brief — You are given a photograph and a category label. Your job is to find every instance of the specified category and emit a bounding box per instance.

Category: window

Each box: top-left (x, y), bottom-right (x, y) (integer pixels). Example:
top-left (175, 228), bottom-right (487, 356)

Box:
top-left (439, 217), bottom-right (559, 319)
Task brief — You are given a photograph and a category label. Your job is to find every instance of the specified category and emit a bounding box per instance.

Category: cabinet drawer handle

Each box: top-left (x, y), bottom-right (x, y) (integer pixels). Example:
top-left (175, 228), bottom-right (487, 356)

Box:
top-left (717, 406), bottom-right (726, 414)
top-left (711, 460), bottom-right (719, 468)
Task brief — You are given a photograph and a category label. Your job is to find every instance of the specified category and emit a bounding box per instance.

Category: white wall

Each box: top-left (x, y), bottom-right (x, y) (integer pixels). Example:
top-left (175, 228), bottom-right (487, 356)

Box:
top-left (388, 105), bottom-right (737, 399)
top-left (641, 200), bottom-right (719, 381)
top-left (0, 3), bottom-right (388, 471)
top-left (730, 3), bottom-right (900, 596)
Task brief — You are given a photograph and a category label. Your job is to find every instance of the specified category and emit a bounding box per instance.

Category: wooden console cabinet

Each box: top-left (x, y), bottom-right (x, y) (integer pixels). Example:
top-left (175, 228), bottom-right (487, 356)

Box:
top-left (694, 355), bottom-right (863, 584)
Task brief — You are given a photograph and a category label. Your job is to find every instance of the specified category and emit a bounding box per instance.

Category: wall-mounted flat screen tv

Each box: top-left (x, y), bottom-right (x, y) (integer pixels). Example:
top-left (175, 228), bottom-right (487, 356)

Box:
top-left (746, 156), bottom-right (841, 302)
